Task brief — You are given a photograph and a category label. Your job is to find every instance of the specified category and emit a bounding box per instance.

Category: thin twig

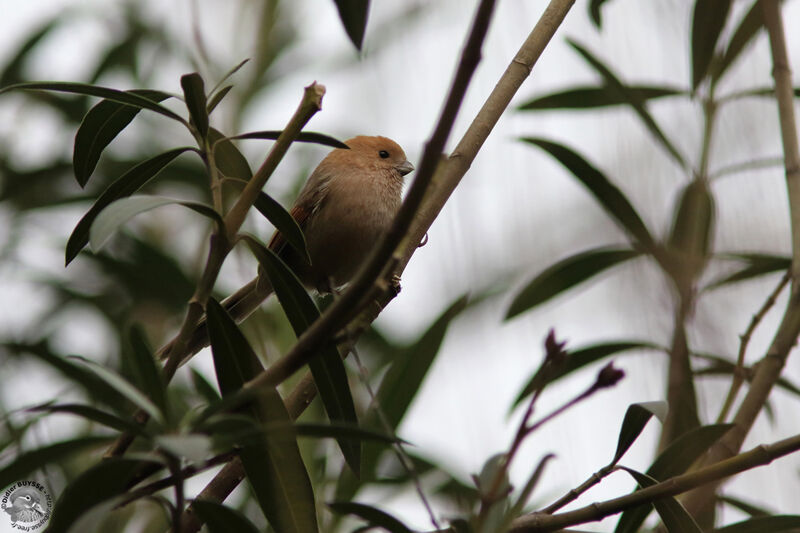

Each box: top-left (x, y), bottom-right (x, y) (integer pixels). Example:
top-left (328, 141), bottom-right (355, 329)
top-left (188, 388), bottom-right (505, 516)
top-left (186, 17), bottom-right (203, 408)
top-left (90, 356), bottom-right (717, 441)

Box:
top-left (716, 271), bottom-right (790, 423)
top-left (508, 432), bottom-right (800, 532)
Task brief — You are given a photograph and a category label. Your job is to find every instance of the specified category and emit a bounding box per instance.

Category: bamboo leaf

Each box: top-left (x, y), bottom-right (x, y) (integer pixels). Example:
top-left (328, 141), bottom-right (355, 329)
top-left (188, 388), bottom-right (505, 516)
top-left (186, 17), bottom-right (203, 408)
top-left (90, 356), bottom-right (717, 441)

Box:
top-left (332, 0), bottom-right (371, 50)
top-left (46, 457), bottom-right (161, 533)
top-left (89, 195), bottom-right (222, 252)
top-left (73, 89), bottom-right (171, 186)
top-left (716, 515), bottom-right (800, 532)
top-left (518, 85), bottom-right (684, 110)
top-left (714, 1), bottom-right (771, 84)
top-left (615, 423), bottom-right (734, 533)
top-left (65, 147), bottom-right (194, 265)
top-left (127, 325), bottom-right (168, 420)
top-left (27, 403), bottom-right (146, 435)
top-left (205, 297), bottom-right (318, 532)
top-left (180, 72), bottom-right (209, 137)
top-left (229, 130), bottom-right (349, 149)
top-left (253, 192), bottom-right (310, 262)
top-left (191, 501), bottom-right (261, 533)
top-left (328, 501), bottom-right (413, 533)
top-left (521, 138), bottom-right (656, 248)
top-left (242, 236), bottom-right (361, 476)
top-left (0, 436), bottom-right (112, 491)
top-left (506, 247), bottom-right (641, 319)
top-left (612, 401), bottom-right (667, 464)
top-left (208, 127), bottom-right (252, 181)
top-left (619, 467), bottom-right (702, 533)
top-left (691, 0), bottom-right (732, 90)
top-left (0, 81), bottom-right (184, 122)
top-left (705, 253), bottom-right (790, 290)
top-left (566, 40), bottom-right (687, 168)
top-left (206, 84), bottom-right (233, 115)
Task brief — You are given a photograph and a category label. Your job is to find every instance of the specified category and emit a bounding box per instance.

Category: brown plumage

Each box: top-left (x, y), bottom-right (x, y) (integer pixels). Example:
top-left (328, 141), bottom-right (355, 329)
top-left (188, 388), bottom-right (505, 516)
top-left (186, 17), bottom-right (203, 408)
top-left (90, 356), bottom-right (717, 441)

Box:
top-left (267, 135), bottom-right (413, 290)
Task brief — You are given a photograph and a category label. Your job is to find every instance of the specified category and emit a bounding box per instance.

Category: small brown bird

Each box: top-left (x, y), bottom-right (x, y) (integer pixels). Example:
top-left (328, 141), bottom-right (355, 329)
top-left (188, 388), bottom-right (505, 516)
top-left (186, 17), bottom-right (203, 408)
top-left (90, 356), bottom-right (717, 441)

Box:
top-left (269, 135), bottom-right (414, 291)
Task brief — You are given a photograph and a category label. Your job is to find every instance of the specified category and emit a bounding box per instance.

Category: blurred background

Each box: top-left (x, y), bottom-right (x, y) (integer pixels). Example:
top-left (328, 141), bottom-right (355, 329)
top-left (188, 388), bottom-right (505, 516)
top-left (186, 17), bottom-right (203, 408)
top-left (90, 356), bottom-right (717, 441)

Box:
top-left (1, 0), bottom-right (800, 531)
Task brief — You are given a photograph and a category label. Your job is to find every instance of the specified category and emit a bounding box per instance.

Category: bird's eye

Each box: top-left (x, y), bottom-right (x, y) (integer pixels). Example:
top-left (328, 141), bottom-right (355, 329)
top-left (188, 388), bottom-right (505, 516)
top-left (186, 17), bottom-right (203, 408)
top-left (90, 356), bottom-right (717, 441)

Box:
top-left (378, 150), bottom-right (390, 159)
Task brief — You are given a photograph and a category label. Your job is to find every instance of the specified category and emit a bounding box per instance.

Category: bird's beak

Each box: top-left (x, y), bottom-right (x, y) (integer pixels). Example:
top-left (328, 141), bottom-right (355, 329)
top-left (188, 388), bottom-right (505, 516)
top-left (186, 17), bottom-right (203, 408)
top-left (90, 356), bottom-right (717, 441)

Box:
top-left (396, 160), bottom-right (414, 176)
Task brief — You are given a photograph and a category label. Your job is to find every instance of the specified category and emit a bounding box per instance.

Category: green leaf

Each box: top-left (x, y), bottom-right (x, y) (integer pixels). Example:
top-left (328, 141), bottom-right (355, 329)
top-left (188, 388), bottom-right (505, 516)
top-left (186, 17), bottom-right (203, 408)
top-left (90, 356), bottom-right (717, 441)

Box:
top-left (205, 297), bottom-right (318, 533)
top-left (716, 515), bottom-right (800, 532)
top-left (666, 179), bottom-right (715, 283)
top-left (691, 0), bottom-right (732, 90)
top-left (253, 192), bottom-right (310, 262)
top-left (155, 434), bottom-right (213, 463)
top-left (294, 422), bottom-right (399, 445)
top-left (27, 403), bottom-right (146, 435)
top-left (518, 85), bottom-right (684, 110)
top-left (0, 436), bottom-right (112, 491)
top-left (243, 236), bottom-right (361, 476)
top-left (127, 325), bottom-right (168, 420)
top-left (0, 17), bottom-right (61, 86)
top-left (506, 247), bottom-right (641, 319)
top-left (521, 137), bottom-right (656, 248)
top-left (229, 130), bottom-right (349, 149)
top-left (705, 253), bottom-right (790, 290)
top-left (65, 147), bottom-right (194, 265)
top-left (512, 341), bottom-right (656, 409)
top-left (180, 72), bottom-right (209, 137)
top-left (208, 58), bottom-right (250, 97)
top-left (335, 295), bottom-right (470, 501)
top-left (0, 81), bottom-right (185, 122)
top-left (332, 0), bottom-right (371, 50)
top-left (328, 501), bottom-right (413, 533)
top-left (191, 501), bottom-right (261, 533)
top-left (46, 457), bottom-right (161, 533)
top-left (612, 401), bottom-right (667, 464)
top-left (68, 355), bottom-right (166, 426)
top-left (191, 368), bottom-right (222, 404)
top-left (714, 1), bottom-right (772, 84)
top-left (206, 85), bottom-right (233, 115)
top-left (619, 467), bottom-right (702, 533)
top-left (207, 127), bottom-right (252, 181)
top-left (566, 40), bottom-right (687, 168)
top-left (73, 89), bottom-right (171, 187)
top-left (718, 495), bottom-right (771, 517)
top-left (588, 0), bottom-right (612, 28)
top-left (615, 423), bottom-right (734, 533)
top-left (89, 195), bottom-right (222, 252)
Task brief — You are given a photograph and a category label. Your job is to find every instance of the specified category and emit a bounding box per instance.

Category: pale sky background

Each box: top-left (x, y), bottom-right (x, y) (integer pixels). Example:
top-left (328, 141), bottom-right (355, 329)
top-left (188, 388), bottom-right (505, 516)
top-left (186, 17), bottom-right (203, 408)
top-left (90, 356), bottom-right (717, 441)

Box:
top-left (1, 0), bottom-right (800, 531)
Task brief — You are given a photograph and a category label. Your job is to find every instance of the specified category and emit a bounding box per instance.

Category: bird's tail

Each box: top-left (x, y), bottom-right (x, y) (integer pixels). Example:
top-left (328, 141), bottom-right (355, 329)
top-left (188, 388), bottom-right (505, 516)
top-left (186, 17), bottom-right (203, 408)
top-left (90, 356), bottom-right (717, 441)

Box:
top-left (157, 276), bottom-right (274, 363)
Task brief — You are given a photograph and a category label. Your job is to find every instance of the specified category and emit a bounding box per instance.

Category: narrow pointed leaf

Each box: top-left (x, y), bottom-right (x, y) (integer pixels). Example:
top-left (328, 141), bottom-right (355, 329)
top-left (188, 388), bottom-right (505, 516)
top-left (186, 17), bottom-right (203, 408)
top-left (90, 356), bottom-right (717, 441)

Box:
top-left (691, 0), bottom-right (732, 90)
top-left (89, 195), bottom-right (222, 252)
top-left (613, 401), bottom-right (667, 464)
top-left (566, 40), bottom-right (686, 168)
top-left (208, 127), bottom-right (252, 181)
top-left (207, 84), bottom-right (233, 114)
top-left (0, 436), bottom-right (112, 491)
top-left (68, 356), bottom-right (165, 425)
top-left (0, 81), bottom-right (185, 122)
top-left (191, 368), bottom-right (222, 404)
top-left (518, 85), bottom-right (684, 110)
top-left (333, 0), bottom-right (371, 50)
top-left (506, 247), bottom-right (641, 319)
top-left (509, 454), bottom-right (556, 519)
top-left (46, 457), bottom-right (161, 533)
top-left (181, 72), bottom-right (209, 137)
top-left (588, 0), bottom-right (612, 28)
top-left (715, 1), bottom-right (772, 84)
top-left (230, 130), bottom-right (349, 148)
top-left (521, 137), bottom-right (656, 247)
top-left (27, 403), bottom-right (146, 435)
top-left (65, 147), bottom-right (194, 265)
top-left (328, 501), bottom-right (413, 533)
top-left (512, 341), bottom-right (656, 408)
top-left (191, 501), bottom-right (261, 533)
top-left (0, 18), bottom-right (60, 86)
top-left (716, 515), bottom-right (800, 533)
top-left (718, 495), bottom-right (771, 517)
top-left (205, 297), bottom-right (318, 532)
top-left (127, 325), bottom-right (168, 418)
top-left (705, 253), bottom-right (790, 290)
top-left (243, 236), bottom-right (361, 476)
top-left (294, 422), bottom-right (399, 445)
top-left (619, 467), bottom-right (702, 533)
top-left (615, 423), bottom-right (734, 533)
top-left (253, 192), bottom-right (310, 262)
top-left (73, 89), bottom-right (171, 186)
top-left (208, 58), bottom-right (250, 97)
